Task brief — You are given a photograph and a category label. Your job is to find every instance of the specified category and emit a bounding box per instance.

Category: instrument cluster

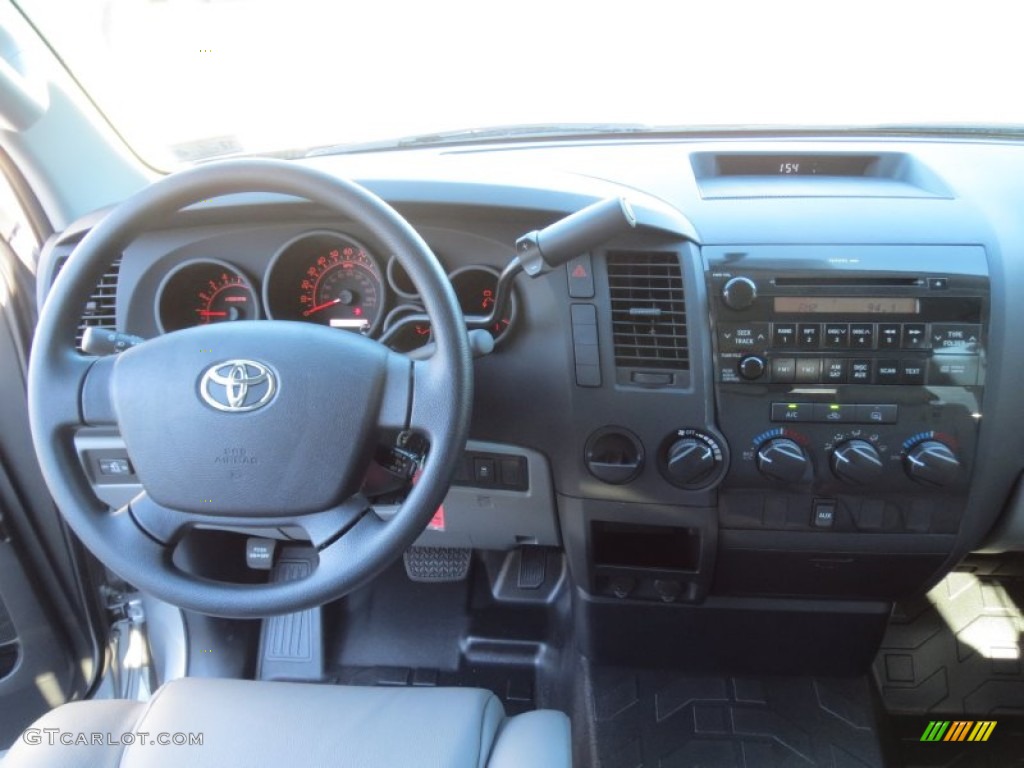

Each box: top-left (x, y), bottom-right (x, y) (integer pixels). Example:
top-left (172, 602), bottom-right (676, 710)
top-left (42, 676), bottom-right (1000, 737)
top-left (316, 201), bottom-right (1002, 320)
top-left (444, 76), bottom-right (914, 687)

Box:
top-left (154, 230), bottom-right (517, 352)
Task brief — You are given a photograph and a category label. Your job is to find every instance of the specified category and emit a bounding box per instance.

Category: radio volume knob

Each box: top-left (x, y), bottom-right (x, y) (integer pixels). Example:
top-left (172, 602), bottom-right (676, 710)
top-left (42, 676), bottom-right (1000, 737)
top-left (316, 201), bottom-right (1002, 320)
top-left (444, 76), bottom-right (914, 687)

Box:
top-left (904, 440), bottom-right (961, 486)
top-left (721, 277), bottom-right (758, 310)
top-left (831, 439), bottom-right (884, 484)
top-left (756, 438), bottom-right (809, 484)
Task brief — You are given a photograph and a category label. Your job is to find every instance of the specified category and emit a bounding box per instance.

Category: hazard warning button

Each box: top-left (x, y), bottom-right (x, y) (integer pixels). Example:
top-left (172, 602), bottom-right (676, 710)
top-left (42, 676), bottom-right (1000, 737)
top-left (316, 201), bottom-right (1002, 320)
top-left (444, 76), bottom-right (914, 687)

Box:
top-left (567, 254), bottom-right (595, 298)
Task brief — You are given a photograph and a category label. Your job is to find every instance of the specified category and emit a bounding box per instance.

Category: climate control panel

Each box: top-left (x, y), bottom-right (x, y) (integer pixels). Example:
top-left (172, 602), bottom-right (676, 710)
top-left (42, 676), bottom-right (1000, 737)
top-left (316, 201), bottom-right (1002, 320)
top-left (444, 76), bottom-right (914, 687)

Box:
top-left (704, 245), bottom-right (985, 538)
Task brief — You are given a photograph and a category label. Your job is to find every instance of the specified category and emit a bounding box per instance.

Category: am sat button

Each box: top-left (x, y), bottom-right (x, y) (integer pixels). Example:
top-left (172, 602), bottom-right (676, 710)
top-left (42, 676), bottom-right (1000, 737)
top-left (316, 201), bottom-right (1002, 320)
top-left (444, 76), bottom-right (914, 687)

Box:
top-left (823, 359), bottom-right (848, 383)
top-left (856, 404), bottom-right (898, 424)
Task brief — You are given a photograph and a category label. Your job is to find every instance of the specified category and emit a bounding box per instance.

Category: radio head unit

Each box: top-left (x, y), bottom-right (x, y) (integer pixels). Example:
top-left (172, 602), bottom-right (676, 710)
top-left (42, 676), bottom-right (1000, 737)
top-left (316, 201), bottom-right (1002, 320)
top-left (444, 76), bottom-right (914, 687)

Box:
top-left (705, 245), bottom-right (988, 388)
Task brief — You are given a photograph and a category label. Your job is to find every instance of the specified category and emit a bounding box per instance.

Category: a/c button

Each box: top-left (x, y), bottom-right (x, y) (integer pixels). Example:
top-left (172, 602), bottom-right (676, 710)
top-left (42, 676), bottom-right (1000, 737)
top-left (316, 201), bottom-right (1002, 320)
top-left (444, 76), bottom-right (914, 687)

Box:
top-left (771, 402), bottom-right (812, 422)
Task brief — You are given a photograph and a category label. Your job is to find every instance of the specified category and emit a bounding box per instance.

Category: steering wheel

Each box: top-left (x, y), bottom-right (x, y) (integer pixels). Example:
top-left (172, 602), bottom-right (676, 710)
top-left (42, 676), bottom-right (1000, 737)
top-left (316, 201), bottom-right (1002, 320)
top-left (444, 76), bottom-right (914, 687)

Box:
top-left (27, 159), bottom-right (473, 618)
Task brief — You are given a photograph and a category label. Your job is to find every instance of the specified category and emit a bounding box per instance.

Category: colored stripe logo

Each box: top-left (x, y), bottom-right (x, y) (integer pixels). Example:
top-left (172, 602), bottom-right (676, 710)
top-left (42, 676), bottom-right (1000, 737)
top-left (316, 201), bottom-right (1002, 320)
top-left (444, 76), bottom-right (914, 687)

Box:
top-left (920, 720), bottom-right (997, 742)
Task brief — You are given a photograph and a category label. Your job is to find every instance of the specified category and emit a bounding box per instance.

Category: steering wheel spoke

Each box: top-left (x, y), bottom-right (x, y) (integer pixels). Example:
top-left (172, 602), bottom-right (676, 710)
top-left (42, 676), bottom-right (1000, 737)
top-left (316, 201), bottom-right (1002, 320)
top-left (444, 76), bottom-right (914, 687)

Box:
top-left (81, 353), bottom-right (119, 426)
top-left (408, 356), bottom-right (463, 440)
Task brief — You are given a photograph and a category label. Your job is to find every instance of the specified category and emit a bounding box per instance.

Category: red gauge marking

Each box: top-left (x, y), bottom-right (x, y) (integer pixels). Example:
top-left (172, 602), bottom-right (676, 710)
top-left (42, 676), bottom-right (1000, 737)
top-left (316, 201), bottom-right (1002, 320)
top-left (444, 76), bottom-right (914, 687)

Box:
top-left (196, 310), bottom-right (228, 317)
top-left (302, 298), bottom-right (342, 317)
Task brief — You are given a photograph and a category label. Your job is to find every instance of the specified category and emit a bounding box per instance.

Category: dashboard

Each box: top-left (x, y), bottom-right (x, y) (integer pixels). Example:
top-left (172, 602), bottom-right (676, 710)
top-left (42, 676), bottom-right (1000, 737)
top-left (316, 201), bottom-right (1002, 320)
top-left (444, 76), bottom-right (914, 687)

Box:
top-left (37, 136), bottom-right (1024, 628)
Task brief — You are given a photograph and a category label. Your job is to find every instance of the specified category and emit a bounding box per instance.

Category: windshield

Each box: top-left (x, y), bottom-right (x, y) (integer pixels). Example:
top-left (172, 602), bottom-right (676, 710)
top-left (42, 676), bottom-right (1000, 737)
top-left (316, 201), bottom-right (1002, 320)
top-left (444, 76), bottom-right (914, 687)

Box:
top-left (16, 0), bottom-right (1022, 170)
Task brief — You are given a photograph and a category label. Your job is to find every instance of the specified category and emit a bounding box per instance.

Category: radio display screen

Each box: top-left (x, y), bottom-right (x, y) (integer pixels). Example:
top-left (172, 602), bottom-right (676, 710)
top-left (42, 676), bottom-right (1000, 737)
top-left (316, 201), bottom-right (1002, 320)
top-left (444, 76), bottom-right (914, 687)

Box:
top-left (773, 297), bottom-right (920, 314)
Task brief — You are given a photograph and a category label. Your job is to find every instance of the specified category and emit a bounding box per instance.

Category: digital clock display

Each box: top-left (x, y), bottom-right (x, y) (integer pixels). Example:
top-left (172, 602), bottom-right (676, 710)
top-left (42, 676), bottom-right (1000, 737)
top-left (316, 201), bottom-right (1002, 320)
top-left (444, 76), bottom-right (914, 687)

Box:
top-left (716, 155), bottom-right (875, 177)
top-left (773, 297), bottom-right (919, 314)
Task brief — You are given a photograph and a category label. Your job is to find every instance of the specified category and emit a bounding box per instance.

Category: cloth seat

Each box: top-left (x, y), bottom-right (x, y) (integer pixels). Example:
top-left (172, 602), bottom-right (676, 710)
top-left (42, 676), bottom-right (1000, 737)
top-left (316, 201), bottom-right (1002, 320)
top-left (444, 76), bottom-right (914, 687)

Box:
top-left (4, 677), bottom-right (571, 767)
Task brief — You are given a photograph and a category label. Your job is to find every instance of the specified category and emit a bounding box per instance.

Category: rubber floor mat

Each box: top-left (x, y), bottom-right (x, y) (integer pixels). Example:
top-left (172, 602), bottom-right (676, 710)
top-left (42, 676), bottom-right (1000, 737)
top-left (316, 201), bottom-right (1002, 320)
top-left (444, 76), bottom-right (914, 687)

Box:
top-left (583, 665), bottom-right (884, 767)
top-left (332, 663), bottom-right (537, 715)
top-left (873, 563), bottom-right (1024, 766)
top-left (874, 569), bottom-right (1024, 716)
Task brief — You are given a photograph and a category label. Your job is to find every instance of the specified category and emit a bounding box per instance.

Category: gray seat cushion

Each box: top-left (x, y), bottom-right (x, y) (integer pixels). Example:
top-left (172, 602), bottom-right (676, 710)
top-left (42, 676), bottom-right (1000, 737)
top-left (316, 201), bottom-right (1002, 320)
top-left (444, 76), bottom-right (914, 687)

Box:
top-left (4, 678), bottom-right (571, 767)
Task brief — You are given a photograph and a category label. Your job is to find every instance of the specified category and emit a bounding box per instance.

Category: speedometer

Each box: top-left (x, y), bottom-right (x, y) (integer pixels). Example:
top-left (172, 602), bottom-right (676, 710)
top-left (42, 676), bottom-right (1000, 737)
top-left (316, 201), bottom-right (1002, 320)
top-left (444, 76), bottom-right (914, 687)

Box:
top-left (264, 232), bottom-right (385, 334)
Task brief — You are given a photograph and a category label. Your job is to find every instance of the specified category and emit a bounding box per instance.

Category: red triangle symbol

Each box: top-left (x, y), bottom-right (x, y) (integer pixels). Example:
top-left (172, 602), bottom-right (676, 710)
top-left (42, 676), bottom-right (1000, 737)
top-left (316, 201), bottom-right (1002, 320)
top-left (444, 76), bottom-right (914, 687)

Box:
top-left (571, 264), bottom-right (588, 278)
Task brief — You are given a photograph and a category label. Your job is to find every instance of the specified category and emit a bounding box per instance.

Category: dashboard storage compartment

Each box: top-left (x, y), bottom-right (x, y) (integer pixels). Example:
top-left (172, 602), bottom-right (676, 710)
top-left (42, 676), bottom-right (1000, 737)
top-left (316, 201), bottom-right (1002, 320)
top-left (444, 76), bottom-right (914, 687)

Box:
top-left (713, 531), bottom-right (951, 601)
top-left (590, 521), bottom-right (705, 603)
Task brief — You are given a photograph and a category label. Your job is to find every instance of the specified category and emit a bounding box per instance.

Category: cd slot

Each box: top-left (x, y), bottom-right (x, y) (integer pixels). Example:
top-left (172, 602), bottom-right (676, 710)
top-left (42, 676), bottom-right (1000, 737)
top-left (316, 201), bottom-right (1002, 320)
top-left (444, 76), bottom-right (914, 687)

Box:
top-left (773, 276), bottom-right (921, 288)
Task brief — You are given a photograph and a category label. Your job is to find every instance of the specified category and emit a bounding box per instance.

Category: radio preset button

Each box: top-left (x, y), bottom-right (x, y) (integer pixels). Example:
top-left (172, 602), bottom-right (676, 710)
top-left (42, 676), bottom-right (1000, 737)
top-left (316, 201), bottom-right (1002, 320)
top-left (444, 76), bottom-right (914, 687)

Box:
top-left (771, 358), bottom-right (796, 382)
top-left (823, 359), bottom-right (848, 384)
top-left (823, 323), bottom-right (850, 348)
top-left (878, 323), bottom-right (901, 349)
top-left (850, 360), bottom-right (872, 383)
top-left (850, 323), bottom-right (875, 349)
top-left (794, 358), bottom-right (822, 383)
top-left (899, 359), bottom-right (926, 385)
top-left (797, 324), bottom-right (820, 348)
top-left (876, 360), bottom-right (900, 385)
top-left (772, 323), bottom-right (797, 348)
top-left (901, 323), bottom-right (928, 349)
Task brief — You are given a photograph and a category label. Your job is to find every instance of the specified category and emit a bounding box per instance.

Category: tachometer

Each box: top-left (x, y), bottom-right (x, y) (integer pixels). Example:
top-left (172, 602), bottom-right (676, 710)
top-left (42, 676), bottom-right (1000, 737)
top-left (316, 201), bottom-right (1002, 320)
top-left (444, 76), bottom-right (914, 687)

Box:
top-left (265, 232), bottom-right (385, 334)
top-left (157, 260), bottom-right (258, 332)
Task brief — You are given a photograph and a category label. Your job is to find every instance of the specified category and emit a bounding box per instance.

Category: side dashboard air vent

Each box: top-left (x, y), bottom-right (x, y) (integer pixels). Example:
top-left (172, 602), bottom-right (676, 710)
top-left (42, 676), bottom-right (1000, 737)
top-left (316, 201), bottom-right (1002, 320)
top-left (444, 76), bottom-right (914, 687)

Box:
top-left (53, 254), bottom-right (122, 347)
top-left (606, 251), bottom-right (689, 372)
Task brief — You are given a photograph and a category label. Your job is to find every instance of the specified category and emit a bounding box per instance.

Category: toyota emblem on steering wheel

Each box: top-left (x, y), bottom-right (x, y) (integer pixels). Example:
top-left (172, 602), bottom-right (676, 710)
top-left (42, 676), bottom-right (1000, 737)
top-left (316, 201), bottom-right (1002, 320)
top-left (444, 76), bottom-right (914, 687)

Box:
top-left (199, 360), bottom-right (276, 412)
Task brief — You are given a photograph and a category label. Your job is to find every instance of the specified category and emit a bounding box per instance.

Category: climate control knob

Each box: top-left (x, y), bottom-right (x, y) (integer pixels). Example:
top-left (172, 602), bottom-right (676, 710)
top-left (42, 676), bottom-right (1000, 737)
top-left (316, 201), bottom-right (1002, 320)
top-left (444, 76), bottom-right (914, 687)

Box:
top-left (665, 438), bottom-right (717, 487)
top-left (659, 429), bottom-right (726, 489)
top-left (756, 438), bottom-right (809, 484)
top-left (904, 440), bottom-right (961, 486)
top-left (721, 276), bottom-right (758, 310)
top-left (831, 439), bottom-right (884, 484)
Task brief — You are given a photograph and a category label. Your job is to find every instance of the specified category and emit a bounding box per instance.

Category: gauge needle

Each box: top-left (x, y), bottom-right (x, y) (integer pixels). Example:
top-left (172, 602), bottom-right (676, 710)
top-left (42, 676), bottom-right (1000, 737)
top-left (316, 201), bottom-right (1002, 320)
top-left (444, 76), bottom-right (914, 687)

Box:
top-left (196, 310), bottom-right (228, 317)
top-left (303, 298), bottom-right (342, 317)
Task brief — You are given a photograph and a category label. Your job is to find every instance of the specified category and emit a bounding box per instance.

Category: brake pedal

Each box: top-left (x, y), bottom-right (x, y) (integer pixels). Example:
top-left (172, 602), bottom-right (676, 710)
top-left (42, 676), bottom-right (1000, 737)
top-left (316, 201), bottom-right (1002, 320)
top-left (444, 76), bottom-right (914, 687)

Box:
top-left (403, 546), bottom-right (471, 583)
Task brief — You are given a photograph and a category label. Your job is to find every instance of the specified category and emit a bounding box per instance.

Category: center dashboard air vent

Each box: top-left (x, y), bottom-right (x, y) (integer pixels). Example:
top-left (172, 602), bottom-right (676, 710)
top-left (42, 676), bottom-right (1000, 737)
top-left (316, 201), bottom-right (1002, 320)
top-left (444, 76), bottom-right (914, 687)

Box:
top-left (606, 251), bottom-right (689, 379)
top-left (53, 253), bottom-right (122, 348)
